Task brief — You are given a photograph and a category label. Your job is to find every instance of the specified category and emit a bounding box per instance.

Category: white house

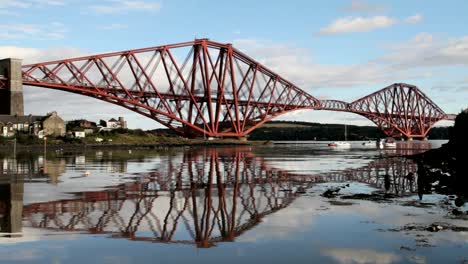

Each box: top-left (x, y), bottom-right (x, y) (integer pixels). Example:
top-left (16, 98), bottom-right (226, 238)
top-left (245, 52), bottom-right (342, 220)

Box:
top-left (99, 117), bottom-right (127, 130)
top-left (74, 131), bottom-right (86, 138)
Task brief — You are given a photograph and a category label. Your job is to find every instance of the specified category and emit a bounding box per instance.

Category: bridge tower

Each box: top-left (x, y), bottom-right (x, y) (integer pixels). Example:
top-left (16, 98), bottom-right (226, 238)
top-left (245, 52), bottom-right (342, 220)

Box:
top-left (0, 58), bottom-right (24, 116)
top-left (0, 180), bottom-right (24, 236)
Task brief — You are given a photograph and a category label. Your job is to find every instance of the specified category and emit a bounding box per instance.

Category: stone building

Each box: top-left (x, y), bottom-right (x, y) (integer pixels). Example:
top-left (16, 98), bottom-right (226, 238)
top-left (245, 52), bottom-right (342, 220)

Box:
top-left (41, 112), bottom-right (66, 137)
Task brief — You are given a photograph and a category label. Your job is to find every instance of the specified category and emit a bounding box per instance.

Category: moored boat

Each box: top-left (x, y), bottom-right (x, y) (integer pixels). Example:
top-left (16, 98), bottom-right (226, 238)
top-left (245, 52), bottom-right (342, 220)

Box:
top-left (328, 141), bottom-right (351, 148)
top-left (379, 138), bottom-right (397, 149)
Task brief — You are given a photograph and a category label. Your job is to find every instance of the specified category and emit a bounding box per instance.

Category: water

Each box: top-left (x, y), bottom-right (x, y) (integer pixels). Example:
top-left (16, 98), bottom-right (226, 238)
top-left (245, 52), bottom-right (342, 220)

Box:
top-left (1, 141), bottom-right (467, 263)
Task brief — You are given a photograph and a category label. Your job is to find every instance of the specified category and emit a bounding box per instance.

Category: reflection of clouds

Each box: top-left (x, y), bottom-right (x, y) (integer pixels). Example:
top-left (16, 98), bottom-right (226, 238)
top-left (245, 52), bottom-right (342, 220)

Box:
top-left (237, 196), bottom-right (326, 242)
top-left (23, 153), bottom-right (176, 205)
top-left (0, 228), bottom-right (42, 245)
top-left (321, 248), bottom-right (401, 264)
top-left (0, 228), bottom-right (77, 245)
top-left (238, 185), bottom-right (468, 247)
top-left (0, 248), bottom-right (41, 261)
top-left (102, 256), bottom-right (132, 264)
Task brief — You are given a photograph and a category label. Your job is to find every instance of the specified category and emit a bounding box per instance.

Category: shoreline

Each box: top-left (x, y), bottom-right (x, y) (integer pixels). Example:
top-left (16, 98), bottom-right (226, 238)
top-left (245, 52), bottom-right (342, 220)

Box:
top-left (0, 139), bottom-right (271, 152)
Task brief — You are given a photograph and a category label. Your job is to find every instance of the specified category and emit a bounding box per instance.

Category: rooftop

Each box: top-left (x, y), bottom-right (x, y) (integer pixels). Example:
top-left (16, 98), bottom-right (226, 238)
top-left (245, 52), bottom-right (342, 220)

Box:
top-left (0, 115), bottom-right (45, 124)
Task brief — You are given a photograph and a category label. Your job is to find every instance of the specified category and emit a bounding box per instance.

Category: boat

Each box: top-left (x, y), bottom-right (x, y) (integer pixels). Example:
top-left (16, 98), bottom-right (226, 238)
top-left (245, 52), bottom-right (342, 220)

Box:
top-left (329, 124), bottom-right (351, 148)
top-left (378, 138), bottom-right (397, 149)
top-left (328, 141), bottom-right (351, 147)
top-left (361, 141), bottom-right (375, 147)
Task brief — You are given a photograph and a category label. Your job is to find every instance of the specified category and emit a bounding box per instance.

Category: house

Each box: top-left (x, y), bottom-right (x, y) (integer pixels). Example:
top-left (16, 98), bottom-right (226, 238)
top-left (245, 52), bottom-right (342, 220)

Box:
top-left (0, 115), bottom-right (43, 137)
top-left (99, 117), bottom-right (127, 130)
top-left (42, 112), bottom-right (66, 137)
top-left (74, 131), bottom-right (86, 138)
top-left (0, 111), bottom-right (65, 138)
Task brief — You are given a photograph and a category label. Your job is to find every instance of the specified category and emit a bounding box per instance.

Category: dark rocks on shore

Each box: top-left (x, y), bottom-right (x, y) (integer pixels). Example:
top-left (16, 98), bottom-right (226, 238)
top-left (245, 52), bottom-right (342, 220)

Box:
top-left (411, 111), bottom-right (468, 206)
top-left (322, 188), bottom-right (340, 198)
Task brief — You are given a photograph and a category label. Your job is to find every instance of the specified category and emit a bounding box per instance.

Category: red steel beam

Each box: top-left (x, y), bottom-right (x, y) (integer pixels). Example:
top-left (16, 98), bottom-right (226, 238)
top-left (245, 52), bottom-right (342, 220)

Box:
top-left (19, 39), bottom-right (452, 139)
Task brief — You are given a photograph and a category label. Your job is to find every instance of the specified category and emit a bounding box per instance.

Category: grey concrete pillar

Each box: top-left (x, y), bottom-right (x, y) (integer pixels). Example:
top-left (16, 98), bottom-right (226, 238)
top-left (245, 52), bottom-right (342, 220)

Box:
top-left (0, 181), bottom-right (24, 236)
top-left (0, 58), bottom-right (24, 116)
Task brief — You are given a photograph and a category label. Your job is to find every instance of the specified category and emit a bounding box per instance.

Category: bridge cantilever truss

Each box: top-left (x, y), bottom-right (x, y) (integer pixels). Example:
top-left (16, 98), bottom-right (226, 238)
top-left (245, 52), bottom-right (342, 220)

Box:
top-left (0, 39), bottom-right (455, 138)
top-left (319, 83), bottom-right (452, 138)
top-left (20, 39), bottom-right (319, 138)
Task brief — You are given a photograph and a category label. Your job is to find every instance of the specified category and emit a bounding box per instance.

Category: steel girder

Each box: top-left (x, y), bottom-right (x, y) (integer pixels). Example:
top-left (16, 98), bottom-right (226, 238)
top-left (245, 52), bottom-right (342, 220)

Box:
top-left (348, 83), bottom-right (449, 138)
top-left (21, 39), bottom-right (318, 138)
top-left (317, 86), bottom-right (451, 138)
top-left (319, 100), bottom-right (349, 111)
top-left (18, 40), bottom-right (452, 138)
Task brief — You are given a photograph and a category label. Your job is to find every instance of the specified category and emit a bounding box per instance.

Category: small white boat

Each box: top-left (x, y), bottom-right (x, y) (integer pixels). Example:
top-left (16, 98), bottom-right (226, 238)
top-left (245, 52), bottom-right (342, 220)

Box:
top-left (329, 124), bottom-right (351, 148)
top-left (328, 141), bottom-right (351, 148)
top-left (379, 138), bottom-right (397, 149)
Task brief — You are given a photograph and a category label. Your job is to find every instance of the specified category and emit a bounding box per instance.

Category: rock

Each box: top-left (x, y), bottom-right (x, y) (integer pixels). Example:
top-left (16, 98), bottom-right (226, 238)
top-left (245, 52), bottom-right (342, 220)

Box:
top-left (426, 224), bottom-right (443, 232)
top-left (322, 188), bottom-right (340, 198)
top-left (452, 209), bottom-right (463, 216)
top-left (455, 197), bottom-right (466, 207)
top-left (399, 246), bottom-right (414, 251)
top-left (296, 187), bottom-right (306, 194)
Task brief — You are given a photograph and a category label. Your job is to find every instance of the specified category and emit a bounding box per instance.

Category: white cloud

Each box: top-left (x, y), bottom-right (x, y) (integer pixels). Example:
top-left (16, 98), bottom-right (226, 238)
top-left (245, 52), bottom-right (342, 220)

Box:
top-left (405, 13), bottom-right (423, 24)
top-left (90, 0), bottom-right (161, 14)
top-left (0, 0), bottom-right (64, 9)
top-left (0, 9), bottom-right (18, 15)
top-left (382, 33), bottom-right (468, 68)
top-left (319, 16), bottom-right (396, 35)
top-left (32, 0), bottom-right (65, 6)
top-left (340, 0), bottom-right (389, 14)
top-left (99, 23), bottom-right (129, 30)
top-left (0, 22), bottom-right (67, 40)
top-left (0, 0), bottom-right (31, 8)
top-left (321, 248), bottom-right (401, 264)
top-left (233, 38), bottom-right (424, 90)
top-left (0, 24), bottom-right (40, 39)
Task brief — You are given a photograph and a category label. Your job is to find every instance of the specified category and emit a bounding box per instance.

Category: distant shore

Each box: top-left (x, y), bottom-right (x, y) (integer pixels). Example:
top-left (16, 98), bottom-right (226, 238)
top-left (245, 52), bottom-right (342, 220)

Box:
top-left (0, 138), bottom-right (271, 152)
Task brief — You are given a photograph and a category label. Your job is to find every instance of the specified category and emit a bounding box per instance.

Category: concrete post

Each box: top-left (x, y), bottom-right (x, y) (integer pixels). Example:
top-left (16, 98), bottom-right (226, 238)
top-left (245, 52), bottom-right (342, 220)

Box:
top-left (0, 58), bottom-right (24, 116)
top-left (0, 181), bottom-right (24, 236)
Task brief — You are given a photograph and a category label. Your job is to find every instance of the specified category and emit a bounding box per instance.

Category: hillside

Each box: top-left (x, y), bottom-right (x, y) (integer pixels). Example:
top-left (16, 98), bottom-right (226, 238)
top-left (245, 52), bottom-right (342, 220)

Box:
top-left (248, 121), bottom-right (449, 141)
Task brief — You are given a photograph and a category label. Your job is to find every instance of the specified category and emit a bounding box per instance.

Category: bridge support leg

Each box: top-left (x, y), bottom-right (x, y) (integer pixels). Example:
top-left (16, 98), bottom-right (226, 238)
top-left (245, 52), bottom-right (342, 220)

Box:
top-left (0, 180), bottom-right (24, 236)
top-left (0, 58), bottom-right (24, 116)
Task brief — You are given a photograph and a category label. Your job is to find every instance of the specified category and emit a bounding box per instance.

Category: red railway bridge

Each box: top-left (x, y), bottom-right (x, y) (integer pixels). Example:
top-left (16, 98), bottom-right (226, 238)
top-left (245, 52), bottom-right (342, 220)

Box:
top-left (0, 39), bottom-right (456, 139)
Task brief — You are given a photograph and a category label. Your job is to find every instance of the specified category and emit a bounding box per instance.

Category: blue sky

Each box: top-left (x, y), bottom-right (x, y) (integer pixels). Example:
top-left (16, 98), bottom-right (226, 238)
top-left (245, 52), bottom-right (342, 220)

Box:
top-left (1, 0), bottom-right (467, 128)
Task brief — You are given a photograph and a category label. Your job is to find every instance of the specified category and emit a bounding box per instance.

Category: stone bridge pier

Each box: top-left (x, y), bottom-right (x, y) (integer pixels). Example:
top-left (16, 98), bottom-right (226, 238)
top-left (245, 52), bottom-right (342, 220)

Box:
top-left (0, 58), bottom-right (24, 116)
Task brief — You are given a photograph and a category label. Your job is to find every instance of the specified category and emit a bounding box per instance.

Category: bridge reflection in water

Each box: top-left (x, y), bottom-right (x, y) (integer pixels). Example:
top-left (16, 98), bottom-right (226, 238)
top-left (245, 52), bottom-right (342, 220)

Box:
top-left (1, 147), bottom-right (421, 247)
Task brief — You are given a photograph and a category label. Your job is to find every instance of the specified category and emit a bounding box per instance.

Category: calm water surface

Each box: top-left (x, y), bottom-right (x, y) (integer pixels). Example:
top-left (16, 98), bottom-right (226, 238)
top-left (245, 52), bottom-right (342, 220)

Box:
top-left (0, 140), bottom-right (467, 263)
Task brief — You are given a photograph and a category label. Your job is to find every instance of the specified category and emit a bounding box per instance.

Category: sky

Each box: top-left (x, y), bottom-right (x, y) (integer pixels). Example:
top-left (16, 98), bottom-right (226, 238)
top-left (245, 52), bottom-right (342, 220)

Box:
top-left (0, 0), bottom-right (467, 129)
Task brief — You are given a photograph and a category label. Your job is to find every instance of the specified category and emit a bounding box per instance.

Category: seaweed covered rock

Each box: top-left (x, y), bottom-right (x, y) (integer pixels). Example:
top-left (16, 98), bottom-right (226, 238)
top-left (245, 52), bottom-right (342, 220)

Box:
top-left (413, 110), bottom-right (468, 204)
